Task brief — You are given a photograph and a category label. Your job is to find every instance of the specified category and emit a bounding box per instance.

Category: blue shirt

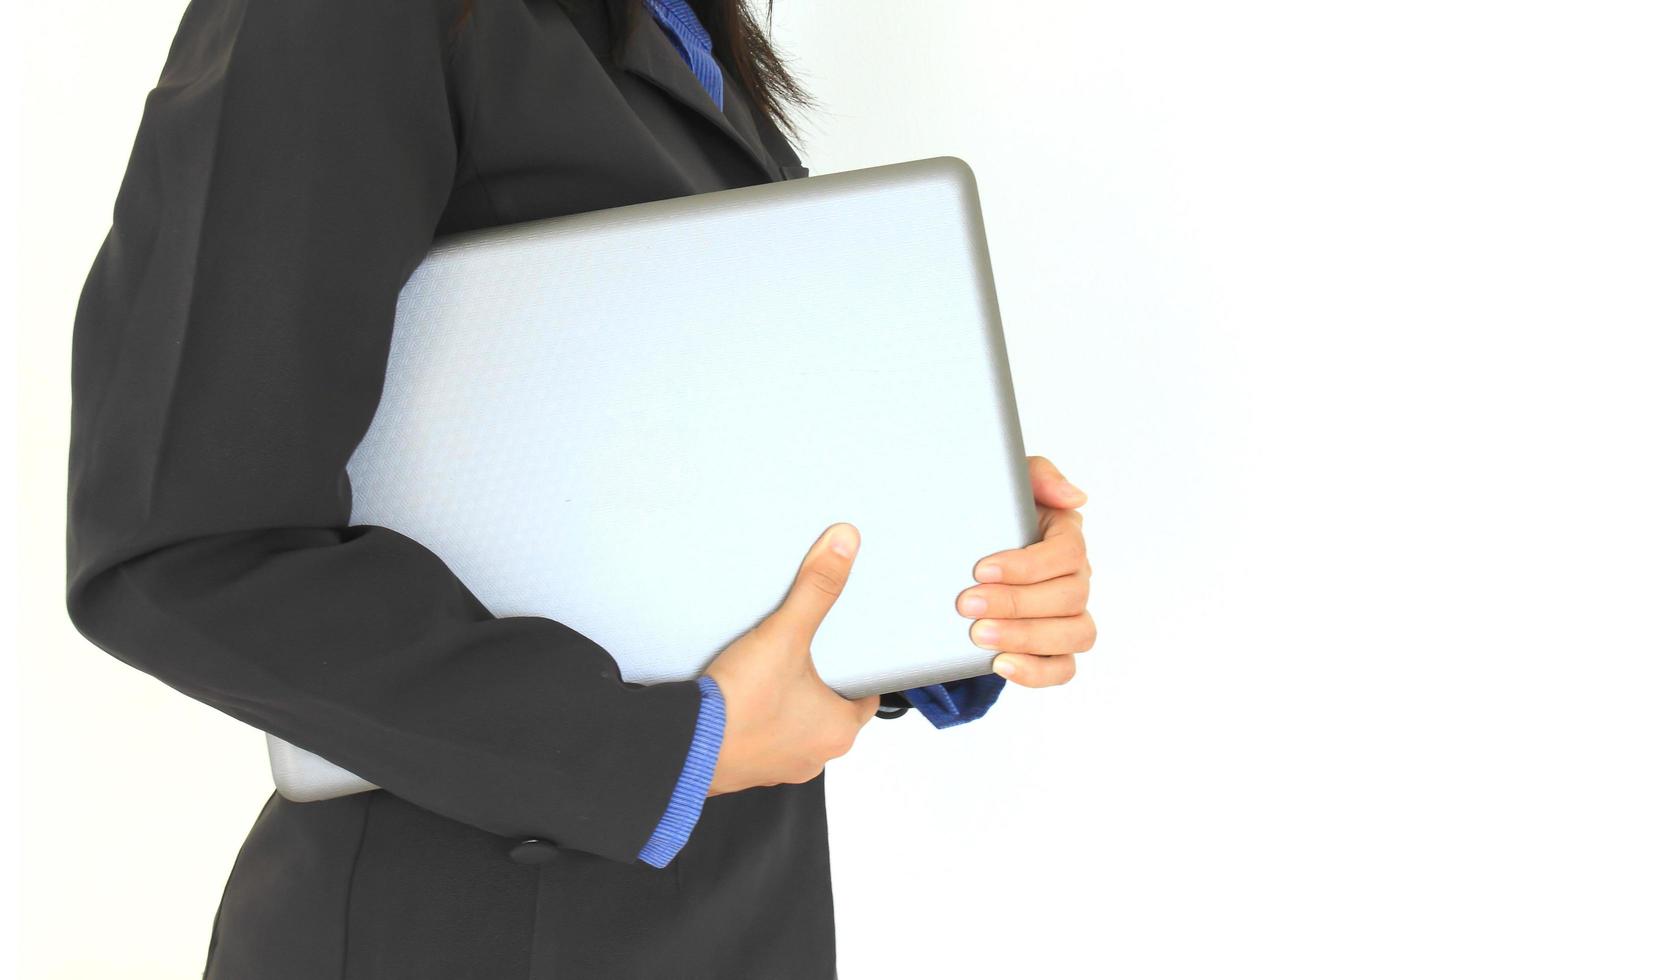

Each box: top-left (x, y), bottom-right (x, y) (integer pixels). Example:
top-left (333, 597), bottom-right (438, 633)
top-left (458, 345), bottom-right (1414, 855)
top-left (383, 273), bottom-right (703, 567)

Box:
top-left (637, 674), bottom-right (726, 867)
top-left (633, 0), bottom-right (1005, 867)
top-left (644, 0), bottom-right (723, 111)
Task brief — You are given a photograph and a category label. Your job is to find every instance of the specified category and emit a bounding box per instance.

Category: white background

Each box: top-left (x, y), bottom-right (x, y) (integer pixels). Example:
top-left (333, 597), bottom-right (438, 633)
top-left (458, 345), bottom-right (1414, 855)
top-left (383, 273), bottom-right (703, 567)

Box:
top-left (10, 1), bottom-right (1658, 977)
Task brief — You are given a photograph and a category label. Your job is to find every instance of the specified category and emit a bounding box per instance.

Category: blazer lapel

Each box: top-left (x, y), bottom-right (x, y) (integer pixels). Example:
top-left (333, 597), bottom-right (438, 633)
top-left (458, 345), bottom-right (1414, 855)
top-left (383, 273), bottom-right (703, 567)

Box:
top-left (720, 72), bottom-right (809, 181)
top-left (617, 14), bottom-right (785, 181)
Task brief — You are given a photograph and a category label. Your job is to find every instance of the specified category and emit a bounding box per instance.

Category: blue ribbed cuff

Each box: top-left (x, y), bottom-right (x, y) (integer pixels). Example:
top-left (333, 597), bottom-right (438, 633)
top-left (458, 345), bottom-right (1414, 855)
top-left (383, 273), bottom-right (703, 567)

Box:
top-left (637, 674), bottom-right (726, 868)
top-left (902, 673), bottom-right (1007, 730)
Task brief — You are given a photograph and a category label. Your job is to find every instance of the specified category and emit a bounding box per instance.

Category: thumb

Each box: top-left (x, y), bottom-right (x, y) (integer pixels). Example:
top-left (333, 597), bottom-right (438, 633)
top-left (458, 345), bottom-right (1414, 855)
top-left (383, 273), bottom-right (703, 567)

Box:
top-left (770, 523), bottom-right (860, 647)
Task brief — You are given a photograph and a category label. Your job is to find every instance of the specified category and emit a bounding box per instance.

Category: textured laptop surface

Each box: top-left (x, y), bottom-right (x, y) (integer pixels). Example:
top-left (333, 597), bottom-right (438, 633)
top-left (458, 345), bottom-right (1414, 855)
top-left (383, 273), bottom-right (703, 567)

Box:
top-left (268, 157), bottom-right (1038, 801)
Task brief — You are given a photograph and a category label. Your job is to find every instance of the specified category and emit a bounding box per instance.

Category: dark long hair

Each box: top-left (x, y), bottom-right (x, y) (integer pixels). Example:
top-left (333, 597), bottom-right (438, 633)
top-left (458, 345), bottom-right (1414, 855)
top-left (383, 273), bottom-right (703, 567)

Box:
top-left (451, 0), bottom-right (812, 139)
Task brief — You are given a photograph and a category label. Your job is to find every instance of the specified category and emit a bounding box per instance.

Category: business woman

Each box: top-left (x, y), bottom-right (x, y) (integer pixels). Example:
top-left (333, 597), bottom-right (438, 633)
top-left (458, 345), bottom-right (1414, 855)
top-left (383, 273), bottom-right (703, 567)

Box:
top-left (65, 0), bottom-right (1095, 976)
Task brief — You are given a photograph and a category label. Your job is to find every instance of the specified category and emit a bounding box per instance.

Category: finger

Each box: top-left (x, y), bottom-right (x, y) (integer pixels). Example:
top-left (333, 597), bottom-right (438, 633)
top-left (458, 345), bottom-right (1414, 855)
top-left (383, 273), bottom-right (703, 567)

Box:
top-left (1039, 504), bottom-right (1085, 537)
top-left (1028, 455), bottom-right (1088, 509)
top-left (991, 652), bottom-right (1078, 688)
top-left (974, 520), bottom-right (1087, 585)
top-left (771, 522), bottom-right (860, 645)
top-left (957, 574), bottom-right (1089, 621)
top-left (970, 613), bottom-right (1097, 656)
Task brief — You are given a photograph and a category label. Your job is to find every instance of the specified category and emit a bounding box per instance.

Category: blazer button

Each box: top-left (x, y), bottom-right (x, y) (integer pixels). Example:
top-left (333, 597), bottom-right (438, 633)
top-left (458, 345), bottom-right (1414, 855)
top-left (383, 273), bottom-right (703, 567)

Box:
top-left (508, 838), bottom-right (561, 865)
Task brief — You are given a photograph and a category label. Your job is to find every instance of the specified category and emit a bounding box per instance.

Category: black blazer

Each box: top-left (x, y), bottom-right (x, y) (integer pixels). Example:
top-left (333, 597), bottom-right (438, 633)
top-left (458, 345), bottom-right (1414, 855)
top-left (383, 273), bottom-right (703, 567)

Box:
top-left (66, 1), bottom-right (860, 976)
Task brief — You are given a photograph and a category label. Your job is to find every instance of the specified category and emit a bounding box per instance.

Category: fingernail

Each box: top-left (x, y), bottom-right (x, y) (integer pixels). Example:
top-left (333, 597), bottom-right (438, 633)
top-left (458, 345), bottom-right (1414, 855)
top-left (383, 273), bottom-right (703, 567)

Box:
top-left (1061, 480), bottom-right (1088, 503)
top-left (975, 563), bottom-right (1003, 583)
top-left (828, 525), bottom-right (857, 558)
top-left (971, 622), bottom-right (1000, 649)
top-left (992, 656), bottom-right (1017, 678)
top-left (960, 594), bottom-right (988, 616)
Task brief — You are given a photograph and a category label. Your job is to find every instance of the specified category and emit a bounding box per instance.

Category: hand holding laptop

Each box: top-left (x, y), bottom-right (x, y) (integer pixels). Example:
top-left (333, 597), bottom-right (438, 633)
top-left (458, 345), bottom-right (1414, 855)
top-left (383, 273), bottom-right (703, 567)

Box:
top-left (963, 455), bottom-right (1095, 689)
top-left (705, 523), bottom-right (881, 796)
top-left (703, 456), bottom-right (1094, 796)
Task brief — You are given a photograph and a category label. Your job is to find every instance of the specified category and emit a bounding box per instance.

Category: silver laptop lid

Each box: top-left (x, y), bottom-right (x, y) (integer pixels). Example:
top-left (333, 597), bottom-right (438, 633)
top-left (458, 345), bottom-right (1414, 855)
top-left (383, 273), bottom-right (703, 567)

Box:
top-left (269, 157), bottom-right (1038, 801)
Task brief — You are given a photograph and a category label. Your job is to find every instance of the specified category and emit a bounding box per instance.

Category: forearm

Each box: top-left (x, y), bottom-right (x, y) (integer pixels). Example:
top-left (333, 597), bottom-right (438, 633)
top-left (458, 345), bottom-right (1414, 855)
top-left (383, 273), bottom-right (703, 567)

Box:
top-left (64, 0), bottom-right (701, 865)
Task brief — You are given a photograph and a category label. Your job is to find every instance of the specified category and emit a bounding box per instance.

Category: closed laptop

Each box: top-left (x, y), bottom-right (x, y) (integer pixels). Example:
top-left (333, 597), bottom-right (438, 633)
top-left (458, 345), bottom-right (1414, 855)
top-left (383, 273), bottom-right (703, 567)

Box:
top-left (267, 156), bottom-right (1039, 801)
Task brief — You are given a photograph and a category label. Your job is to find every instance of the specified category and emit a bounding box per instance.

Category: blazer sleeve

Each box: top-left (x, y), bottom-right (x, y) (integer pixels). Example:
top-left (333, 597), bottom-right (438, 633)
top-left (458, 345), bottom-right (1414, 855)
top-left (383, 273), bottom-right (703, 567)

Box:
top-left (65, 0), bottom-right (704, 866)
